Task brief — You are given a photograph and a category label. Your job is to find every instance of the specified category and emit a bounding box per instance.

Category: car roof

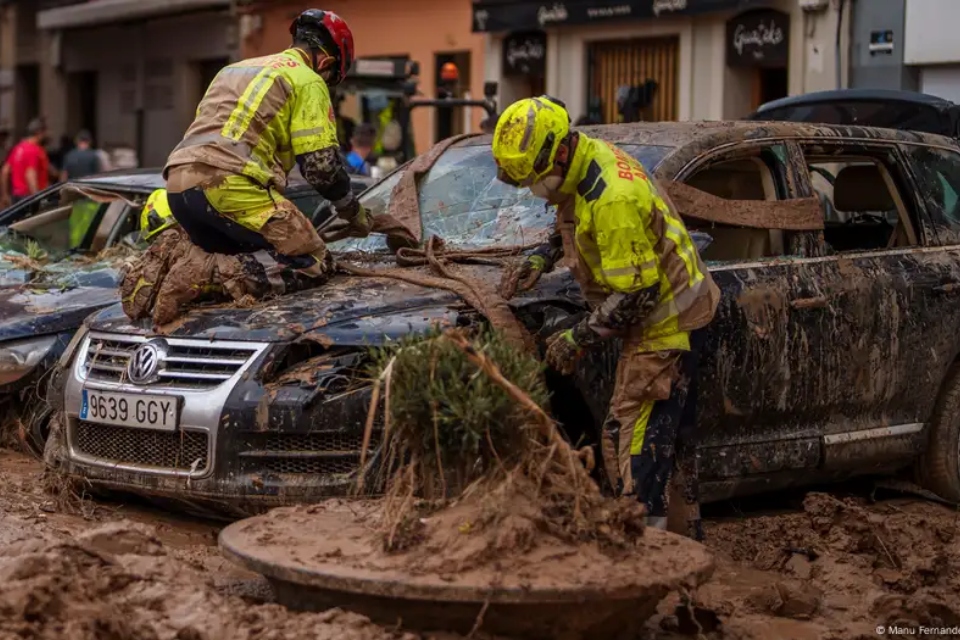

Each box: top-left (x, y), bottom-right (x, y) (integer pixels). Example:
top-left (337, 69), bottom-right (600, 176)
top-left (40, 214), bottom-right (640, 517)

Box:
top-left (752, 88), bottom-right (957, 113)
top-left (460, 119), bottom-right (958, 152)
top-left (70, 169), bottom-right (375, 195)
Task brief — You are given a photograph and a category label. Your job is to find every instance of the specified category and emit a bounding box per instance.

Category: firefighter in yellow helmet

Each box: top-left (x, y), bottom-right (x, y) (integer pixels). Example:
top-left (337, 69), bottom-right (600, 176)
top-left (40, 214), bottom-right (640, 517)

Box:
top-left (494, 96), bottom-right (720, 539)
top-left (139, 188), bottom-right (176, 241)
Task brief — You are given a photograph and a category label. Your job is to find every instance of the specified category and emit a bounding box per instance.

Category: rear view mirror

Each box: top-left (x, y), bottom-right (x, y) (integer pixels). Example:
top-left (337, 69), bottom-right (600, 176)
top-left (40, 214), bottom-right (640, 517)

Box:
top-left (484, 82), bottom-right (498, 99)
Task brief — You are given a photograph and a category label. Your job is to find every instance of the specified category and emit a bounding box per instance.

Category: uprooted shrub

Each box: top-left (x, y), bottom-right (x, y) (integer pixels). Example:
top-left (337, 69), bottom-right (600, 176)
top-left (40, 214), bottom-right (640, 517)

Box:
top-left (359, 327), bottom-right (646, 555)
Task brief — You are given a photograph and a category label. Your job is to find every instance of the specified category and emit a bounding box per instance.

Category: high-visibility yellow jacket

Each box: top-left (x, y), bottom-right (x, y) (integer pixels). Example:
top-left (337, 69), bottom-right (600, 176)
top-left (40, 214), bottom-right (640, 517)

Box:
top-left (559, 134), bottom-right (719, 352)
top-left (68, 200), bottom-right (101, 249)
top-left (164, 48), bottom-right (339, 194)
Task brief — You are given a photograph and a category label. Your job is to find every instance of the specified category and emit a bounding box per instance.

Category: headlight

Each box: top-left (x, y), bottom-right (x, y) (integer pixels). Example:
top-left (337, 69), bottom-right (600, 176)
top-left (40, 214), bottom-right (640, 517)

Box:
top-left (59, 325), bottom-right (88, 369)
top-left (0, 335), bottom-right (58, 385)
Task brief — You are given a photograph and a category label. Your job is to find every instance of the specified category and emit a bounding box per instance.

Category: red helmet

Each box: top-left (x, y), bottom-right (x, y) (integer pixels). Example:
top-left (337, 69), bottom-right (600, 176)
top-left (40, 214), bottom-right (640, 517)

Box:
top-left (289, 9), bottom-right (355, 85)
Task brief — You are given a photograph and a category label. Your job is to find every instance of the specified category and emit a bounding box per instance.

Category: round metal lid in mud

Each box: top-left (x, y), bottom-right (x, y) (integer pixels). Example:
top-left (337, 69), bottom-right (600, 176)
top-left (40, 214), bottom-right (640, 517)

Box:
top-left (219, 500), bottom-right (714, 639)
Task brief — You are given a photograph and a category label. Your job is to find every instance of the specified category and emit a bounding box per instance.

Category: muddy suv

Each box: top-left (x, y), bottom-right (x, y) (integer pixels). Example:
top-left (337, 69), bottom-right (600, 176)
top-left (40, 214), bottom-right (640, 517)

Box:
top-left (46, 121), bottom-right (960, 517)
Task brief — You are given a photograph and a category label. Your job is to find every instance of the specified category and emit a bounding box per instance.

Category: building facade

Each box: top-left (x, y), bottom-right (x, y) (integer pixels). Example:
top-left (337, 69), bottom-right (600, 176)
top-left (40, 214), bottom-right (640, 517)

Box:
top-left (903, 0), bottom-right (960, 101)
top-left (38, 0), bottom-right (237, 167)
top-left (238, 0), bottom-right (487, 154)
top-left (475, 0), bottom-right (850, 122)
top-left (848, 0), bottom-right (916, 91)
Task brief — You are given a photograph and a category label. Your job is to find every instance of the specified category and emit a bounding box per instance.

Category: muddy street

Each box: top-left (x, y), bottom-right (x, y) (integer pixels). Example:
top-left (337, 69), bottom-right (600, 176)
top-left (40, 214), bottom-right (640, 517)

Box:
top-left (2, 448), bottom-right (958, 639)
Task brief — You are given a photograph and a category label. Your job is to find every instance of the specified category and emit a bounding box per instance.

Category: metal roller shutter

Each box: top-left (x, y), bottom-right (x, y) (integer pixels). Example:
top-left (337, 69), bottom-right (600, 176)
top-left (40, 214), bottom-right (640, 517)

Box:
top-left (587, 36), bottom-right (679, 123)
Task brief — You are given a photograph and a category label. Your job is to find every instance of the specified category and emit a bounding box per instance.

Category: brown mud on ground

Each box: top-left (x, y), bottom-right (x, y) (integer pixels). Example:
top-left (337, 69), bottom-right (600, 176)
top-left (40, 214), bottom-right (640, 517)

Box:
top-left (3, 450), bottom-right (960, 639)
top-left (653, 492), bottom-right (960, 639)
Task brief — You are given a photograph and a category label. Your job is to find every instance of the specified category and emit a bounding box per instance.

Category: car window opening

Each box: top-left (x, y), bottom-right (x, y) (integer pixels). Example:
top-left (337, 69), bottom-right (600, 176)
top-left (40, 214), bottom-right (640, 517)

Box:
top-left (803, 150), bottom-right (918, 253)
top-left (681, 154), bottom-right (794, 263)
top-left (899, 144), bottom-right (960, 246)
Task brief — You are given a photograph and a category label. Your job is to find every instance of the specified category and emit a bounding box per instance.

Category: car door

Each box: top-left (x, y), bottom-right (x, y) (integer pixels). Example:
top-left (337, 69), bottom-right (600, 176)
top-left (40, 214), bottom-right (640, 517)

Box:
top-left (781, 138), bottom-right (939, 477)
top-left (666, 140), bottom-right (830, 496)
top-left (897, 142), bottom-right (960, 415)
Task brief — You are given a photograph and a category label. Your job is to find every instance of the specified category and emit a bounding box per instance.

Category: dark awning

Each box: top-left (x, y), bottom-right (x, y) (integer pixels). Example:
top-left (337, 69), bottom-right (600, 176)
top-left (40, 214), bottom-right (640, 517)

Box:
top-left (38, 0), bottom-right (230, 30)
top-left (472, 0), bottom-right (765, 33)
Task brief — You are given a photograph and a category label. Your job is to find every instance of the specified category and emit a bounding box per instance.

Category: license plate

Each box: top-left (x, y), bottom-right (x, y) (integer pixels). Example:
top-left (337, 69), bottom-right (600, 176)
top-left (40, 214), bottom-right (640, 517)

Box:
top-left (80, 388), bottom-right (178, 431)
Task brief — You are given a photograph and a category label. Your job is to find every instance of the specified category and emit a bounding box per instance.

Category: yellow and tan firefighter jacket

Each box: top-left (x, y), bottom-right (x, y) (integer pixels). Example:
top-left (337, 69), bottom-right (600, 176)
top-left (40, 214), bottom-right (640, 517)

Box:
top-left (555, 134), bottom-right (720, 352)
top-left (164, 48), bottom-right (339, 194)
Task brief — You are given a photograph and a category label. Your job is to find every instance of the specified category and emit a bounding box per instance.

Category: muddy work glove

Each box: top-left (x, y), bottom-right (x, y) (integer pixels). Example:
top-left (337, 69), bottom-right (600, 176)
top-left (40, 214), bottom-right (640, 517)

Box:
top-left (499, 255), bottom-right (548, 300)
top-left (544, 329), bottom-right (584, 375)
top-left (335, 198), bottom-right (372, 238)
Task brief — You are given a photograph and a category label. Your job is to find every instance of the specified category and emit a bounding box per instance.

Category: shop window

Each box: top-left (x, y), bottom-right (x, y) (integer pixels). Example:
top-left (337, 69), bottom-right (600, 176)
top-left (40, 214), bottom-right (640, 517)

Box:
top-left (587, 36), bottom-right (679, 123)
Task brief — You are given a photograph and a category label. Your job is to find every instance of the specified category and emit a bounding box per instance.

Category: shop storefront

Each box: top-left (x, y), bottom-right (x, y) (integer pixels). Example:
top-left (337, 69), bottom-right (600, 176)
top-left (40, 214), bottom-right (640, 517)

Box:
top-left (36, 0), bottom-right (235, 166)
top-left (475, 0), bottom-right (826, 122)
top-left (500, 30), bottom-right (547, 104)
top-left (724, 7), bottom-right (790, 114)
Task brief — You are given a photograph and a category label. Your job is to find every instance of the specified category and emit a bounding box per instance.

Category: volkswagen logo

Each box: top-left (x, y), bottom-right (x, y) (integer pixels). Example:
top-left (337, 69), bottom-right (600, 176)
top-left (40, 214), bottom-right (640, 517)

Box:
top-left (127, 340), bottom-right (167, 384)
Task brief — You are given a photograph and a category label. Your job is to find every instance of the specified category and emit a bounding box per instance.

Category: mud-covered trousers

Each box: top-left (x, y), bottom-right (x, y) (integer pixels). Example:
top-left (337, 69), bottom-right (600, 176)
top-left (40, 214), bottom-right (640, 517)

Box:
top-left (166, 186), bottom-right (326, 274)
top-left (602, 328), bottom-right (707, 541)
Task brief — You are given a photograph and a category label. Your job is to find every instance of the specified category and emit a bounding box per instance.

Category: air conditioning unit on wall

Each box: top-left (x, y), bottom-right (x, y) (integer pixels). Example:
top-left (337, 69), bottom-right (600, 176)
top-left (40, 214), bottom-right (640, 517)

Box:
top-left (799, 0), bottom-right (829, 10)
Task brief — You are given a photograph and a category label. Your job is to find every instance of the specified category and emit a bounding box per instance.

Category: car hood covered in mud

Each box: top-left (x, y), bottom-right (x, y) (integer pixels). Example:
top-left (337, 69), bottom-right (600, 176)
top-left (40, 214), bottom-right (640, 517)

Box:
top-left (86, 264), bottom-right (580, 345)
top-left (0, 256), bottom-right (120, 341)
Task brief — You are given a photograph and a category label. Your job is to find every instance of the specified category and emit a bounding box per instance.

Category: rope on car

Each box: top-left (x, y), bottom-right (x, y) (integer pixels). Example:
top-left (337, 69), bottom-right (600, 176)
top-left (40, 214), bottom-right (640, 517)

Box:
top-left (338, 235), bottom-right (537, 353)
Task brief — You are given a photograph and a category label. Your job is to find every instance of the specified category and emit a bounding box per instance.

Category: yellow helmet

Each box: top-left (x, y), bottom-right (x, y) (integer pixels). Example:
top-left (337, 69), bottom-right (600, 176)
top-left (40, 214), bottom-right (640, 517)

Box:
top-left (139, 188), bottom-right (176, 241)
top-left (492, 96), bottom-right (570, 186)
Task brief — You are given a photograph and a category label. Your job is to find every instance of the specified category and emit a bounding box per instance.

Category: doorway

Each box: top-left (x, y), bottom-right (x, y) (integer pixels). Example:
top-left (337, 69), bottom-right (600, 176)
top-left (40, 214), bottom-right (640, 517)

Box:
top-left (753, 67), bottom-right (789, 109)
top-left (14, 64), bottom-right (39, 136)
top-left (587, 36), bottom-right (680, 123)
top-left (67, 71), bottom-right (98, 141)
top-left (198, 58), bottom-right (228, 96)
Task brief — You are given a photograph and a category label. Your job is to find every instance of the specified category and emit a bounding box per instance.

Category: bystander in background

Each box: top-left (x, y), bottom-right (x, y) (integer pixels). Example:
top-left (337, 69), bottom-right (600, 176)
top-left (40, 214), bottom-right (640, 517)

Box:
top-left (345, 123), bottom-right (376, 176)
top-left (0, 118), bottom-right (50, 206)
top-left (62, 130), bottom-right (103, 180)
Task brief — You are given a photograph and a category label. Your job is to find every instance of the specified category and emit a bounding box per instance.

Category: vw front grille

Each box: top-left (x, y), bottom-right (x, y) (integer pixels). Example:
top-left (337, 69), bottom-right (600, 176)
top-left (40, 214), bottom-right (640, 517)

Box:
top-left (239, 430), bottom-right (378, 476)
top-left (74, 421), bottom-right (209, 471)
top-left (82, 334), bottom-right (260, 390)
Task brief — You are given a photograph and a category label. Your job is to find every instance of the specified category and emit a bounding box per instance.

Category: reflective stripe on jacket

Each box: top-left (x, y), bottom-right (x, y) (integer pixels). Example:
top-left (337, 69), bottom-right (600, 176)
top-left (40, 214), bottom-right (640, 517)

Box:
top-left (561, 134), bottom-right (719, 351)
top-left (164, 49), bottom-right (339, 193)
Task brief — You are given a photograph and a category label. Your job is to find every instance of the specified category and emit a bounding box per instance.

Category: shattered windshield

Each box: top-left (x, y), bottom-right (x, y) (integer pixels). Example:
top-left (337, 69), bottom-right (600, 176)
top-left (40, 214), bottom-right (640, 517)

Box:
top-left (334, 142), bottom-right (673, 252)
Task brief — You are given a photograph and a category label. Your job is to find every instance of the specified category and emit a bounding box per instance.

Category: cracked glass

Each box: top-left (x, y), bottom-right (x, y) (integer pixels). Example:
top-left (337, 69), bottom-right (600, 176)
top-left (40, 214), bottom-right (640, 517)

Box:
top-left (333, 142), bottom-right (673, 252)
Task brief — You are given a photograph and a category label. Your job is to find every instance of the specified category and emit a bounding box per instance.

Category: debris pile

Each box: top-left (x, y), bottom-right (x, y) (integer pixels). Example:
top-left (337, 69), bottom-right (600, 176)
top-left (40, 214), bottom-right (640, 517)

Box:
top-left (220, 329), bottom-right (713, 639)
top-left (364, 327), bottom-right (644, 555)
top-left (699, 492), bottom-right (960, 637)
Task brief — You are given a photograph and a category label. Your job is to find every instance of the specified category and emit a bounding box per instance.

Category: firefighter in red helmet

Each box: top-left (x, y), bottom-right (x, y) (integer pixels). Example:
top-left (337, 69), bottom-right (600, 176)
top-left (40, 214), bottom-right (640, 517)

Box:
top-left (123, 9), bottom-right (370, 324)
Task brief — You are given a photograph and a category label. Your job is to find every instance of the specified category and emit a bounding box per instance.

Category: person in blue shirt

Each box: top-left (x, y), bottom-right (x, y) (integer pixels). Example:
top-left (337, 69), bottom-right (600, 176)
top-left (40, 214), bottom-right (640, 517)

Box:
top-left (345, 123), bottom-right (376, 175)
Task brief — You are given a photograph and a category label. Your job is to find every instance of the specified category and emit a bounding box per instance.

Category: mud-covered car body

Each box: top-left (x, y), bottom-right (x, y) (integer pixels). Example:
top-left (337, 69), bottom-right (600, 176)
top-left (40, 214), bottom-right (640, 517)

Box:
top-left (48, 121), bottom-right (960, 516)
top-left (5, 171), bottom-right (372, 453)
top-left (0, 172), bottom-right (168, 451)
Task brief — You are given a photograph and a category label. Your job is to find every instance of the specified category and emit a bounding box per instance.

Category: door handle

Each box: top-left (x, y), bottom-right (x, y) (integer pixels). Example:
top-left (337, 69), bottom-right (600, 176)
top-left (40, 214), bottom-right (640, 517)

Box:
top-left (790, 296), bottom-right (828, 309)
